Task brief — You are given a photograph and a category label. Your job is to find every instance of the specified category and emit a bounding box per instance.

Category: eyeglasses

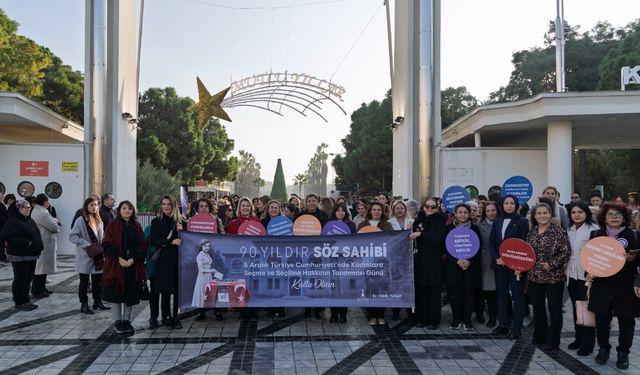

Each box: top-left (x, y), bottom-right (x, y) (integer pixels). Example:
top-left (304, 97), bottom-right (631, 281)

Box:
top-left (606, 211), bottom-right (623, 218)
top-left (571, 196), bottom-right (580, 199)
top-left (424, 205), bottom-right (437, 209)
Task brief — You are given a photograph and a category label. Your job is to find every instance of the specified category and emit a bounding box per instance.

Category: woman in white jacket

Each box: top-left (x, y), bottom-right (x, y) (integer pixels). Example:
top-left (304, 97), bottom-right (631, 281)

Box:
top-left (69, 197), bottom-right (108, 314)
top-left (566, 201), bottom-right (598, 356)
top-left (30, 194), bottom-right (60, 297)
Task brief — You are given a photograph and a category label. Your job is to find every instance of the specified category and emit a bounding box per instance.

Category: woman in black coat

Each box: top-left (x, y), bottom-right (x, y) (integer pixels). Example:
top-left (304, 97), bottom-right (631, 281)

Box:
top-left (489, 195), bottom-right (529, 340)
top-left (410, 198), bottom-right (446, 329)
top-left (0, 200), bottom-right (44, 310)
top-left (444, 203), bottom-right (482, 331)
top-left (149, 195), bottom-right (187, 329)
top-left (587, 203), bottom-right (640, 370)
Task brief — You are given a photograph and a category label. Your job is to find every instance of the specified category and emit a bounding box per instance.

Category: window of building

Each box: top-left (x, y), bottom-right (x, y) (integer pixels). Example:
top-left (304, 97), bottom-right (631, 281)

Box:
top-left (275, 278), bottom-right (280, 289)
top-left (268, 279), bottom-right (273, 290)
top-left (232, 260), bottom-right (242, 273)
top-left (349, 279), bottom-right (356, 289)
top-left (45, 182), bottom-right (63, 199)
top-left (17, 181), bottom-right (35, 198)
top-left (252, 279), bottom-right (259, 290)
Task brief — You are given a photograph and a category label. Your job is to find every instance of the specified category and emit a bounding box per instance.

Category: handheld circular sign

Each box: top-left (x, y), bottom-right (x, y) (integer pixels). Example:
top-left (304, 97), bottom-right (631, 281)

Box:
top-left (501, 176), bottom-right (533, 205)
top-left (187, 213), bottom-right (218, 234)
top-left (322, 220), bottom-right (351, 236)
top-left (266, 216), bottom-right (293, 236)
top-left (293, 214), bottom-right (322, 236)
top-left (445, 227), bottom-right (480, 260)
top-left (499, 238), bottom-right (536, 272)
top-left (579, 237), bottom-right (626, 277)
top-left (442, 185), bottom-right (471, 213)
top-left (238, 221), bottom-right (266, 236)
top-left (358, 225), bottom-right (382, 233)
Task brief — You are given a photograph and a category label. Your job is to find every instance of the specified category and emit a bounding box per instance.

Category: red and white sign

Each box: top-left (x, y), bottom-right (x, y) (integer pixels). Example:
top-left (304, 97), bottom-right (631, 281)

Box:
top-left (20, 160), bottom-right (49, 176)
top-left (187, 213), bottom-right (218, 233)
top-left (195, 180), bottom-right (208, 187)
top-left (238, 221), bottom-right (267, 236)
top-left (499, 238), bottom-right (536, 272)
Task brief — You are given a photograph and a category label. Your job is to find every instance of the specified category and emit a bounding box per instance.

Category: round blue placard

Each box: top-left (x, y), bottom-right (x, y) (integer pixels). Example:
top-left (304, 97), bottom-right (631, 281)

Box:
top-left (442, 185), bottom-right (471, 213)
top-left (266, 216), bottom-right (293, 236)
top-left (322, 220), bottom-right (352, 236)
top-left (445, 227), bottom-right (480, 260)
top-left (501, 176), bottom-right (533, 205)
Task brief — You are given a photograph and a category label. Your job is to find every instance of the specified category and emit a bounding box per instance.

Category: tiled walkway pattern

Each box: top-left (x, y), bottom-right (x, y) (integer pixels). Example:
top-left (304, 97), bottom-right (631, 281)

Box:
top-left (0, 256), bottom-right (638, 374)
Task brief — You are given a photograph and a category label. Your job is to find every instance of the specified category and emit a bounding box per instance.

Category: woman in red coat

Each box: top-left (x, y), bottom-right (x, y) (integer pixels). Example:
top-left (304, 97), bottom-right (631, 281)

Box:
top-left (227, 197), bottom-right (262, 320)
top-left (102, 201), bottom-right (147, 336)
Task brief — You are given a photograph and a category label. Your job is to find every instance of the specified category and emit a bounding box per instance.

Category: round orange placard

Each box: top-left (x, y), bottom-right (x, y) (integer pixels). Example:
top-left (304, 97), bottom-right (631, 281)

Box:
top-left (579, 236), bottom-right (626, 277)
top-left (293, 214), bottom-right (322, 236)
top-left (357, 225), bottom-right (382, 234)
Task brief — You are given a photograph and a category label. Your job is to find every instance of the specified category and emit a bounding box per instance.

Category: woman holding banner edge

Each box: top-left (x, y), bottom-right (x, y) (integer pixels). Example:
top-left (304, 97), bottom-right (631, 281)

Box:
top-left (358, 201), bottom-right (393, 326)
top-left (587, 203), bottom-right (640, 369)
top-left (409, 198), bottom-right (446, 330)
top-left (444, 203), bottom-right (482, 331)
top-left (489, 195), bottom-right (529, 340)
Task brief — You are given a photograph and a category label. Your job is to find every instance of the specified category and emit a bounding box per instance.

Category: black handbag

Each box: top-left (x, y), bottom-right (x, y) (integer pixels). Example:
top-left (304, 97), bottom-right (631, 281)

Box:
top-left (140, 282), bottom-right (150, 301)
top-left (85, 242), bottom-right (104, 257)
top-left (149, 228), bottom-right (173, 263)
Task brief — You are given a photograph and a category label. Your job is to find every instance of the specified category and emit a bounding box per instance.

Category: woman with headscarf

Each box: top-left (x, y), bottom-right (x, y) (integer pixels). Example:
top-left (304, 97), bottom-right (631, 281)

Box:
top-left (489, 195), bottom-right (529, 340)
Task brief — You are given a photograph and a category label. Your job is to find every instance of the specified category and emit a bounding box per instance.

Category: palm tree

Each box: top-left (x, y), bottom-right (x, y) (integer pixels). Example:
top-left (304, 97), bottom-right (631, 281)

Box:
top-left (293, 173), bottom-right (308, 196)
top-left (253, 177), bottom-right (266, 196)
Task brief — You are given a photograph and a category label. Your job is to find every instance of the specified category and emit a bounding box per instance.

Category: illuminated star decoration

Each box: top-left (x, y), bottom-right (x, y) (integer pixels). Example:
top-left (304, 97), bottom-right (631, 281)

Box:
top-left (188, 77), bottom-right (232, 128)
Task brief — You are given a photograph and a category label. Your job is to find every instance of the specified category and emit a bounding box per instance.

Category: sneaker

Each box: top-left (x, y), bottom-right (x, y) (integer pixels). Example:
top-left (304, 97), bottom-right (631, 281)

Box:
top-left (123, 321), bottom-right (135, 335)
top-left (463, 323), bottom-right (474, 331)
top-left (114, 321), bottom-right (127, 334)
top-left (595, 348), bottom-right (610, 365)
top-left (616, 352), bottom-right (629, 369)
top-left (450, 322), bottom-right (462, 330)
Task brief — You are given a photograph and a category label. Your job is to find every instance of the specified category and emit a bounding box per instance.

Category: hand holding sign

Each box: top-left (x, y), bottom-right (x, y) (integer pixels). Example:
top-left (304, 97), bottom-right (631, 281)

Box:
top-left (238, 221), bottom-right (267, 236)
top-left (445, 227), bottom-right (480, 260)
top-left (442, 186), bottom-right (470, 213)
top-left (580, 237), bottom-right (626, 285)
top-left (499, 238), bottom-right (536, 280)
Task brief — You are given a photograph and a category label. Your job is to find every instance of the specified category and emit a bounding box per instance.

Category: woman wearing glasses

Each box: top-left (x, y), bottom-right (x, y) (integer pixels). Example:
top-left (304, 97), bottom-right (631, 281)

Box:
top-left (0, 200), bottom-right (43, 311)
top-left (409, 198), bottom-right (446, 329)
top-left (587, 203), bottom-right (640, 369)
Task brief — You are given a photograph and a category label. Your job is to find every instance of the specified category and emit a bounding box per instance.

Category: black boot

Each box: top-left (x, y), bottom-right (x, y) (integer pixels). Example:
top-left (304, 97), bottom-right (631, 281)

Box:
top-left (486, 316), bottom-right (496, 328)
top-left (616, 352), bottom-right (629, 369)
top-left (93, 301), bottom-right (111, 310)
top-left (80, 303), bottom-right (94, 315)
top-left (595, 347), bottom-right (610, 365)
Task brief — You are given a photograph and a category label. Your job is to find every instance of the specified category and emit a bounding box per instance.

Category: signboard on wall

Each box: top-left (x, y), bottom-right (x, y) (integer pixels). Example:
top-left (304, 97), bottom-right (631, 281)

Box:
top-left (62, 161), bottom-right (79, 172)
top-left (20, 160), bottom-right (49, 176)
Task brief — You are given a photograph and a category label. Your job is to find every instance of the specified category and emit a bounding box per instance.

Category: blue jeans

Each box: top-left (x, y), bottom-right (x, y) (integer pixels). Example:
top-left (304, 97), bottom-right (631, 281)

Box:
top-left (494, 266), bottom-right (525, 333)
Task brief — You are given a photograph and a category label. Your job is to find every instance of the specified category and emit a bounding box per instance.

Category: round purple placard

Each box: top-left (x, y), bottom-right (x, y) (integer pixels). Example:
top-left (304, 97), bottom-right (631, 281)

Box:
top-left (445, 227), bottom-right (480, 260)
top-left (322, 220), bottom-right (352, 236)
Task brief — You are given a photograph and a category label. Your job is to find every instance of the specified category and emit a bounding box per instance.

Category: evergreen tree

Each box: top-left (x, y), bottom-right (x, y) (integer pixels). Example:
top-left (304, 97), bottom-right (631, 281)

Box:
top-left (270, 159), bottom-right (288, 203)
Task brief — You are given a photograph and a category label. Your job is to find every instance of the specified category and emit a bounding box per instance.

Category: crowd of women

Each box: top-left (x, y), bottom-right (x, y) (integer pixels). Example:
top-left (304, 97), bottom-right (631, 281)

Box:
top-left (0, 187), bottom-right (639, 370)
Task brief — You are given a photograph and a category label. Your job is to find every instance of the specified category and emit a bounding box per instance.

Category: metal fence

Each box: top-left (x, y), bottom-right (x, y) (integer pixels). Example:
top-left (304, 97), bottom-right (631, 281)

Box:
top-left (138, 212), bottom-right (156, 229)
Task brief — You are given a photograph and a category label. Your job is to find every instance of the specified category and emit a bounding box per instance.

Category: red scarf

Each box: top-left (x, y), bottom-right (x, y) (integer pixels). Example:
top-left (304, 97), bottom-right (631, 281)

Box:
top-left (101, 219), bottom-right (147, 294)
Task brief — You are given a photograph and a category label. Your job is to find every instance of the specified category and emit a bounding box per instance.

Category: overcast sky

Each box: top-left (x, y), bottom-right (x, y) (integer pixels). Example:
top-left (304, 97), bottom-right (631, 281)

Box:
top-left (1, 0), bottom-right (636, 186)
